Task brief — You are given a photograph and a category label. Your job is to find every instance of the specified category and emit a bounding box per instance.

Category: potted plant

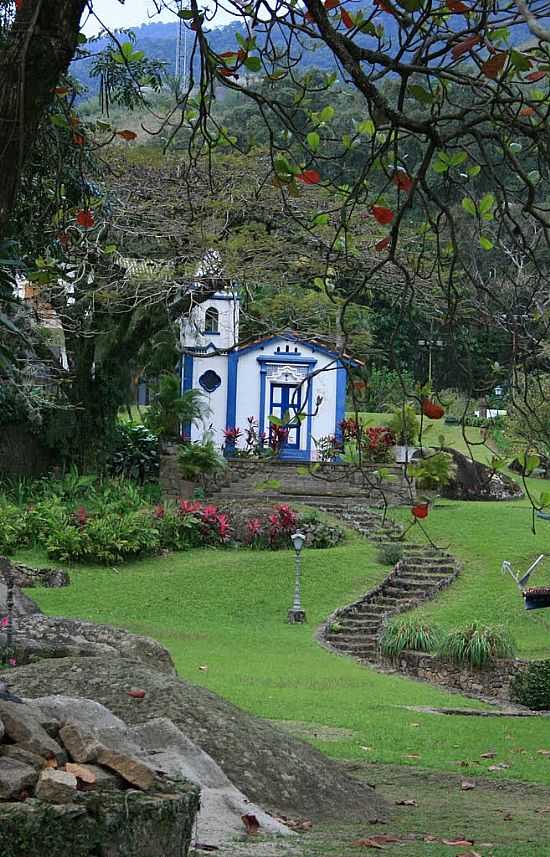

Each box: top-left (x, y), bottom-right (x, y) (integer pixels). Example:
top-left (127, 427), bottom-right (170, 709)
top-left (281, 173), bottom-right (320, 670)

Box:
top-left (389, 405), bottom-right (420, 463)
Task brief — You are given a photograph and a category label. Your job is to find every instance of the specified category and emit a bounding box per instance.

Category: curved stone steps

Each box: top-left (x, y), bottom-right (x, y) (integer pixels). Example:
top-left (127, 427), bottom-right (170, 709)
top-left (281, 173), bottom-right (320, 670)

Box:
top-left (312, 502), bottom-right (461, 665)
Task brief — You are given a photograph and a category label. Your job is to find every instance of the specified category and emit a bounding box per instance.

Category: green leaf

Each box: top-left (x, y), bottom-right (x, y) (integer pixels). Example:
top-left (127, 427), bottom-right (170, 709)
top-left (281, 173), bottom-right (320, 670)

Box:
top-left (432, 158), bottom-right (449, 174)
top-left (527, 170), bottom-right (541, 184)
top-left (319, 105), bottom-right (335, 123)
top-left (479, 192), bottom-right (495, 214)
top-left (510, 49), bottom-right (531, 71)
top-left (342, 133), bottom-right (352, 149)
top-left (306, 131), bottom-right (320, 151)
top-left (461, 197), bottom-right (477, 216)
top-left (244, 56), bottom-right (261, 72)
top-left (358, 119), bottom-right (375, 136)
top-left (408, 84), bottom-right (434, 104)
top-left (177, 9), bottom-right (195, 17)
top-left (313, 213), bottom-right (329, 226)
top-left (479, 236), bottom-right (494, 250)
top-left (467, 165), bottom-right (481, 176)
top-left (509, 142), bottom-right (522, 154)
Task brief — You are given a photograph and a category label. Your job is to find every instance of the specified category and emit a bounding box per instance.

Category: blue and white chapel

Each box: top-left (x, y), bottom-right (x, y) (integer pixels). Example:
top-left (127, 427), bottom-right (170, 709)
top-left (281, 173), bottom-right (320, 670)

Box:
top-left (180, 288), bottom-right (359, 461)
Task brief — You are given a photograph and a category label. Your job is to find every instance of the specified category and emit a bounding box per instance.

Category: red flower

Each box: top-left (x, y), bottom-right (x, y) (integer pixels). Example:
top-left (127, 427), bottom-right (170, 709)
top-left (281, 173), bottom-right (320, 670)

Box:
top-left (153, 504), bottom-right (165, 519)
top-left (76, 209), bottom-right (94, 229)
top-left (74, 506), bottom-right (88, 527)
top-left (178, 499), bottom-right (202, 516)
top-left (224, 426), bottom-right (242, 443)
top-left (297, 170), bottom-right (321, 185)
top-left (412, 503), bottom-right (429, 519)
top-left (392, 171), bottom-right (414, 193)
top-left (276, 503), bottom-right (297, 530)
top-left (421, 399), bottom-right (445, 420)
top-left (372, 205), bottom-right (394, 225)
top-left (245, 518), bottom-right (262, 543)
top-left (217, 513), bottom-right (231, 541)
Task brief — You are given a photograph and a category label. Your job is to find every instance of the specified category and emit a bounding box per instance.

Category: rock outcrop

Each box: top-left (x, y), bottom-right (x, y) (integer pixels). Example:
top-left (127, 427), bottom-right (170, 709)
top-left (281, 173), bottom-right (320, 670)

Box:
top-left (0, 695), bottom-right (200, 857)
top-left (2, 613), bottom-right (176, 672)
top-left (9, 656), bottom-right (387, 823)
top-left (441, 447), bottom-right (523, 501)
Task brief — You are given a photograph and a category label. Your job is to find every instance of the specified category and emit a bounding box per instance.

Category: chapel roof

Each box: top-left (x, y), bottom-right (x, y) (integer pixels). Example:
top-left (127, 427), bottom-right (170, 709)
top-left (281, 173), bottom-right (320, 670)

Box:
top-left (235, 330), bottom-right (364, 367)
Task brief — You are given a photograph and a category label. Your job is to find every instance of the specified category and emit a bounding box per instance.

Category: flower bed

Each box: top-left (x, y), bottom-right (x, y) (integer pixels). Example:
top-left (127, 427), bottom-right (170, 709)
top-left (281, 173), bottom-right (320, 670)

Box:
top-left (0, 478), bottom-right (344, 564)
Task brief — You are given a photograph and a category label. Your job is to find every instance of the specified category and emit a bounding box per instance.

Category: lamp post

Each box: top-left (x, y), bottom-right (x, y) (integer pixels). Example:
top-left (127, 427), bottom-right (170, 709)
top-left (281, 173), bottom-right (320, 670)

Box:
top-left (417, 320), bottom-right (444, 389)
top-left (288, 531), bottom-right (306, 624)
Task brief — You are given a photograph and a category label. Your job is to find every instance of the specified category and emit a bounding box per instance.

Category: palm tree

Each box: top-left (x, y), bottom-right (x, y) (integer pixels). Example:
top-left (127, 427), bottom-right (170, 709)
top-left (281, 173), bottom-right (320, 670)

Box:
top-left (145, 374), bottom-right (208, 439)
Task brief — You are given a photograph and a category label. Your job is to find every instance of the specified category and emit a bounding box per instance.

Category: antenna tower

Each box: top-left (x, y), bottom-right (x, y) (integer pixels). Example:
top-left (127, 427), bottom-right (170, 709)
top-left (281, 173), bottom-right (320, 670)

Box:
top-left (175, 1), bottom-right (189, 89)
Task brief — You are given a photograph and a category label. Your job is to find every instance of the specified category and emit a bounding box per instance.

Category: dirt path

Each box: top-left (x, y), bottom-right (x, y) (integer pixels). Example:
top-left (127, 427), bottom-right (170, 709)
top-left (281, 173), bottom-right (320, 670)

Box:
top-left (203, 761), bottom-right (550, 857)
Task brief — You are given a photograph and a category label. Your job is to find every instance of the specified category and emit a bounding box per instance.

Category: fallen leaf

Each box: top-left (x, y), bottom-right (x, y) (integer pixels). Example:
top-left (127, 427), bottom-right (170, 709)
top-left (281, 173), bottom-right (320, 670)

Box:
top-left (45, 757), bottom-right (58, 769)
top-left (198, 665), bottom-right (209, 672)
top-left (480, 752), bottom-right (497, 759)
top-left (117, 130), bottom-right (138, 141)
top-left (442, 840), bottom-right (474, 846)
top-left (488, 763), bottom-right (510, 771)
top-left (242, 814), bottom-right (260, 835)
top-left (537, 749), bottom-right (550, 756)
top-left (127, 689), bottom-right (146, 699)
top-left (520, 106), bottom-right (535, 117)
top-left (66, 763), bottom-right (96, 784)
top-left (395, 799), bottom-right (417, 806)
top-left (461, 781), bottom-right (476, 790)
top-left (351, 839), bottom-right (385, 849)
top-left (402, 754), bottom-right (421, 760)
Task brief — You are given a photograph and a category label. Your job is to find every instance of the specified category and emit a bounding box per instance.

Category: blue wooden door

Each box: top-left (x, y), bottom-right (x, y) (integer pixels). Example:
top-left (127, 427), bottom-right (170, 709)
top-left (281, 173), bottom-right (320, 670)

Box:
top-left (270, 384), bottom-right (301, 450)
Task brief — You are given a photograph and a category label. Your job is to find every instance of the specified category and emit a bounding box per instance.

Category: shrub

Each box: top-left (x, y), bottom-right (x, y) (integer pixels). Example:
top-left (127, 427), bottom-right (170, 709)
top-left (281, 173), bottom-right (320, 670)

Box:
top-left (303, 520), bottom-right (344, 549)
top-left (145, 376), bottom-right (207, 439)
top-left (377, 542), bottom-right (404, 566)
top-left (109, 421), bottom-right (159, 482)
top-left (439, 623), bottom-right (516, 669)
top-left (176, 439), bottom-right (226, 481)
top-left (380, 618), bottom-right (442, 658)
top-left (0, 500), bottom-right (28, 554)
top-left (388, 405), bottom-right (419, 445)
top-left (510, 661), bottom-right (550, 710)
top-left (408, 451), bottom-right (457, 490)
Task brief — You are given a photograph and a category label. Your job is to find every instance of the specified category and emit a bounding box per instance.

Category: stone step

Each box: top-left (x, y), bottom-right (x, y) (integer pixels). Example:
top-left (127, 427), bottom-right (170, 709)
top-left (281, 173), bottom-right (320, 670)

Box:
top-left (325, 634), bottom-right (379, 646)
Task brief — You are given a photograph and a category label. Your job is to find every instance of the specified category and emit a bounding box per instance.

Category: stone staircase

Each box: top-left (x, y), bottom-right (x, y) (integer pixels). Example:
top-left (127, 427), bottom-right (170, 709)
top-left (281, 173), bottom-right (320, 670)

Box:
top-left (309, 502), bottom-right (461, 664)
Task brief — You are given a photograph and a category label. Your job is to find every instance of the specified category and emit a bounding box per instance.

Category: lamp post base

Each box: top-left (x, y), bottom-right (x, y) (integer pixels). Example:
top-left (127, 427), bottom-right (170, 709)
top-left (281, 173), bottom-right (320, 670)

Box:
top-left (288, 608), bottom-right (306, 624)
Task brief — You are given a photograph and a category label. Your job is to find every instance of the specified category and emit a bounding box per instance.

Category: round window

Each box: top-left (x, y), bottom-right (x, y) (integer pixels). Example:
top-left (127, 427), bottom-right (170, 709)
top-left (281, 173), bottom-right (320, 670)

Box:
top-left (199, 370), bottom-right (222, 393)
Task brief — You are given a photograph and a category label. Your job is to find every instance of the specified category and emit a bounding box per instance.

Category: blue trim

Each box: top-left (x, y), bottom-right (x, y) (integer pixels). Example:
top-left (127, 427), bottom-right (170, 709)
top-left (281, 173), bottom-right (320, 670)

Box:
top-left (182, 353), bottom-right (194, 440)
top-left (269, 383), bottom-right (301, 450)
top-left (259, 365), bottom-right (267, 442)
top-left (334, 360), bottom-right (347, 442)
top-left (182, 354), bottom-right (194, 392)
top-left (279, 448), bottom-right (310, 461)
top-left (226, 351), bottom-right (238, 429)
top-left (211, 293), bottom-right (241, 302)
top-left (202, 330), bottom-right (221, 336)
top-left (239, 333), bottom-right (361, 366)
top-left (256, 354), bottom-right (317, 366)
top-left (306, 376), bottom-right (314, 459)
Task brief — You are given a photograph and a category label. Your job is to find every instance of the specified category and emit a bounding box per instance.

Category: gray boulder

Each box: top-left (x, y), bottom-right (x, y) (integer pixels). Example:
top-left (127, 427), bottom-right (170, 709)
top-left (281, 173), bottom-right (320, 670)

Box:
top-left (0, 579), bottom-right (41, 618)
top-left (0, 757), bottom-right (38, 799)
top-left (9, 656), bottom-right (387, 822)
top-left (4, 615), bottom-right (175, 673)
top-left (0, 699), bottom-right (67, 764)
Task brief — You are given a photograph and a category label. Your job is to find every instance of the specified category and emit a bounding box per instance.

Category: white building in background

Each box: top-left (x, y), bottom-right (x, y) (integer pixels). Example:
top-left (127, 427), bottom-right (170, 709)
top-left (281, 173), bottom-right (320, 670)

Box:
top-left (180, 288), bottom-right (361, 461)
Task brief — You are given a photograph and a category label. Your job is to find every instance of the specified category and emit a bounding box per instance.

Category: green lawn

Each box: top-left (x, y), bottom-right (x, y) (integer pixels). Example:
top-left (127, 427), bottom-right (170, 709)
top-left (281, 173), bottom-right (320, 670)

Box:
top-left (17, 486), bottom-right (550, 786)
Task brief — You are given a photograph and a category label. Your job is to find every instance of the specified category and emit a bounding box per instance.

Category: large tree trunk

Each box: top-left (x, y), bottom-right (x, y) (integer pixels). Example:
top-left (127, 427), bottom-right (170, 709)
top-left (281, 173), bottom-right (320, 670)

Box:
top-left (0, 0), bottom-right (86, 234)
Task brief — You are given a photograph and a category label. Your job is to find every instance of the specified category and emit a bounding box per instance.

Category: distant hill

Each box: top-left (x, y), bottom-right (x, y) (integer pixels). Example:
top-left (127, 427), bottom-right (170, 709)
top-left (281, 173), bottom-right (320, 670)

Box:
top-left (72, 12), bottom-right (548, 95)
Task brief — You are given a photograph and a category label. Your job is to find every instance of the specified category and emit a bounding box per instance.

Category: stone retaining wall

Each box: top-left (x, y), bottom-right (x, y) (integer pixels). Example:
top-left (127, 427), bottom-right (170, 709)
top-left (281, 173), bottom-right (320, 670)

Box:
top-left (160, 447), bottom-right (411, 505)
top-left (384, 650), bottom-right (529, 701)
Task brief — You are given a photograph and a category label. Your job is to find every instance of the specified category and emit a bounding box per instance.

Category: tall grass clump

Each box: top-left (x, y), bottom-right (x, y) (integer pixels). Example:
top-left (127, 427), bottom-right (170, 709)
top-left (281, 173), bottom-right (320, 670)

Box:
top-left (379, 618), bottom-right (442, 659)
top-left (439, 623), bottom-right (516, 669)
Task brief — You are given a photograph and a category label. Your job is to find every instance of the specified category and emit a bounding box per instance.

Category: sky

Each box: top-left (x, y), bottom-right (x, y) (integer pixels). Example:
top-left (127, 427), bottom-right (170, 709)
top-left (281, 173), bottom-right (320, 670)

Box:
top-left (82, 0), bottom-right (236, 36)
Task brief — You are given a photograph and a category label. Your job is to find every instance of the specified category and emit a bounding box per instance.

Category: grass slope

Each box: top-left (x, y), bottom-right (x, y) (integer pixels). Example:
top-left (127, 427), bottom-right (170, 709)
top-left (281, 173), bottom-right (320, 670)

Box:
top-left (18, 504), bottom-right (550, 786)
